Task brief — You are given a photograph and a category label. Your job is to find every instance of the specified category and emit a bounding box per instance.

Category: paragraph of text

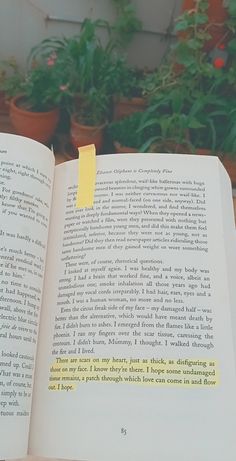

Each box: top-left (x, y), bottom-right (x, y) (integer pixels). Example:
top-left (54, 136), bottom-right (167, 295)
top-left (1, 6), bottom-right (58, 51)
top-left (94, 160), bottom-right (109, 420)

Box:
top-left (48, 356), bottom-right (219, 390)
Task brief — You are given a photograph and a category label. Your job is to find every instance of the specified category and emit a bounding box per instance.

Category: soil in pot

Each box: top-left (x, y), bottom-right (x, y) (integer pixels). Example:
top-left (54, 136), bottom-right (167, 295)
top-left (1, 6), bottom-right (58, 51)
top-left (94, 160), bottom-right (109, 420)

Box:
top-left (114, 141), bottom-right (138, 153)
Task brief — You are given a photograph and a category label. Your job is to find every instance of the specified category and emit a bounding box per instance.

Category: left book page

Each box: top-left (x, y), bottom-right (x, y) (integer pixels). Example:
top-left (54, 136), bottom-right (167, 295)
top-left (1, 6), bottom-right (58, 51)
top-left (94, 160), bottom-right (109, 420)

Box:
top-left (0, 133), bottom-right (54, 459)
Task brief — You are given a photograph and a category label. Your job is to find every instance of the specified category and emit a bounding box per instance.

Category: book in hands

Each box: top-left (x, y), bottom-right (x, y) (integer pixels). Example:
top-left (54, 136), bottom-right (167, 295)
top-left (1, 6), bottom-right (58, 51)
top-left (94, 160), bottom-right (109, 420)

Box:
top-left (0, 132), bottom-right (236, 461)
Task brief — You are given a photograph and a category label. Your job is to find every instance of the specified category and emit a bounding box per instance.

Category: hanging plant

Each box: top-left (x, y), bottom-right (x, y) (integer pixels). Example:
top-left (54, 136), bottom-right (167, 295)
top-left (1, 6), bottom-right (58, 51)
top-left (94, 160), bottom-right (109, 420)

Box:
top-left (110, 0), bottom-right (142, 49)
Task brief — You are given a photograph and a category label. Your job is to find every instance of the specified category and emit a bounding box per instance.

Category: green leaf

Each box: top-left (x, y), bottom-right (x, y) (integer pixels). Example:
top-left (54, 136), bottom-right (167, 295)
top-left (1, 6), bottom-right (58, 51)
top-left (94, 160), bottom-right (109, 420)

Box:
top-left (187, 39), bottom-right (202, 50)
top-left (195, 13), bottom-right (208, 25)
top-left (228, 38), bottom-right (236, 52)
top-left (229, 1), bottom-right (236, 18)
top-left (209, 119), bottom-right (216, 150)
top-left (140, 135), bottom-right (160, 152)
top-left (188, 119), bottom-right (205, 129)
top-left (137, 117), bottom-right (160, 131)
top-left (175, 43), bottom-right (196, 67)
top-left (174, 20), bottom-right (189, 32)
top-left (171, 91), bottom-right (184, 113)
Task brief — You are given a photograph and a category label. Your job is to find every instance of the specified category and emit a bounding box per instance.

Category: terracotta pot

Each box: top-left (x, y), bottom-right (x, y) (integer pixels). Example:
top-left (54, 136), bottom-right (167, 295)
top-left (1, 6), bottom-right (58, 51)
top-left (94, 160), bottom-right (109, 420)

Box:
top-left (113, 96), bottom-right (146, 121)
top-left (196, 148), bottom-right (236, 186)
top-left (221, 156), bottom-right (236, 187)
top-left (181, 0), bottom-right (229, 51)
top-left (195, 148), bottom-right (212, 156)
top-left (0, 92), bottom-right (14, 133)
top-left (114, 141), bottom-right (138, 154)
top-left (70, 115), bottom-right (105, 153)
top-left (9, 95), bottom-right (59, 144)
top-left (0, 91), bottom-right (9, 114)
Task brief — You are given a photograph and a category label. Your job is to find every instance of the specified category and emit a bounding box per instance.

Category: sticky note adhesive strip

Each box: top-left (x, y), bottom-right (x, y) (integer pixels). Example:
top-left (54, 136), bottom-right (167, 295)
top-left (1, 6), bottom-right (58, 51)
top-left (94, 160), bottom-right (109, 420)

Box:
top-left (76, 144), bottom-right (96, 208)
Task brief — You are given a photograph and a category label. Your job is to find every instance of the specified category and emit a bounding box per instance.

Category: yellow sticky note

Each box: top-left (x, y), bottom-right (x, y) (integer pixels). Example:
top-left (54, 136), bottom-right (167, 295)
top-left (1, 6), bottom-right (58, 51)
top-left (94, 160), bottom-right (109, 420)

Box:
top-left (76, 144), bottom-right (96, 208)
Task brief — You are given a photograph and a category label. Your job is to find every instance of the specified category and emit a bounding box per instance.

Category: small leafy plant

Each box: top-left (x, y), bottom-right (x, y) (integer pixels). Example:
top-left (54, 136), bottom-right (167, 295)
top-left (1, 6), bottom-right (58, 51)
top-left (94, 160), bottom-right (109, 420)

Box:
top-left (110, 0), bottom-right (142, 49)
top-left (0, 53), bottom-right (71, 112)
top-left (108, 111), bottom-right (153, 149)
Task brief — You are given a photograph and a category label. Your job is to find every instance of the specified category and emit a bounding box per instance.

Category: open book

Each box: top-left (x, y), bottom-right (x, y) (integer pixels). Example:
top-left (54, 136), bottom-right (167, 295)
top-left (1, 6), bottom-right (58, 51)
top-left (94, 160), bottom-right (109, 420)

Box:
top-left (1, 132), bottom-right (236, 461)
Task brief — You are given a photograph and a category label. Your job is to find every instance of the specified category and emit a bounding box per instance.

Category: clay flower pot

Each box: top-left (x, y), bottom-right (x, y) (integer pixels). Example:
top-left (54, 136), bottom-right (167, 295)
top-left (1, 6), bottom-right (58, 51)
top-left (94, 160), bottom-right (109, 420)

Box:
top-left (9, 95), bottom-right (59, 144)
top-left (196, 148), bottom-right (236, 186)
top-left (195, 148), bottom-right (212, 156)
top-left (0, 91), bottom-right (9, 114)
top-left (113, 96), bottom-right (147, 121)
top-left (221, 155), bottom-right (236, 187)
top-left (70, 115), bottom-right (105, 154)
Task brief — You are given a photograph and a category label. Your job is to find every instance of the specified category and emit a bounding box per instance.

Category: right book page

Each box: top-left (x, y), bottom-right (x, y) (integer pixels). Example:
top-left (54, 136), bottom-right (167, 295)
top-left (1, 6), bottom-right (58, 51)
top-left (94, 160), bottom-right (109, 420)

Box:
top-left (29, 153), bottom-right (236, 461)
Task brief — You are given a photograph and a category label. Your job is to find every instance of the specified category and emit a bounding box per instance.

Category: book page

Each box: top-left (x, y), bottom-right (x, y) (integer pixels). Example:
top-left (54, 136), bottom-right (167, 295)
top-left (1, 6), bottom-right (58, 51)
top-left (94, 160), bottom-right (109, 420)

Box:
top-left (0, 133), bottom-right (54, 458)
top-left (218, 165), bottom-right (236, 363)
top-left (29, 154), bottom-right (236, 461)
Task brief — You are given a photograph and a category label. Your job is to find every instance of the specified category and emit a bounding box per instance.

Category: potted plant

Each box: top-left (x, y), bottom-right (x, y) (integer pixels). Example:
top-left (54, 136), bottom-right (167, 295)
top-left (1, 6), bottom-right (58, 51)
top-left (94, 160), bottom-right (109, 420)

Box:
top-left (187, 86), bottom-right (230, 155)
top-left (175, 1), bottom-right (236, 183)
top-left (138, 112), bottom-right (194, 154)
top-left (67, 22), bottom-right (120, 152)
top-left (66, 21), bottom-right (123, 153)
top-left (136, 80), bottom-right (204, 154)
top-left (0, 58), bottom-right (22, 114)
top-left (141, 2), bottom-right (236, 151)
top-left (109, 0), bottom-right (142, 51)
top-left (0, 58), bottom-right (21, 133)
top-left (107, 111), bottom-right (153, 152)
top-left (70, 88), bottom-right (109, 153)
top-left (112, 64), bottom-right (148, 120)
top-left (32, 20), bottom-right (122, 153)
top-left (0, 52), bottom-right (70, 144)
top-left (172, 0), bottom-right (212, 77)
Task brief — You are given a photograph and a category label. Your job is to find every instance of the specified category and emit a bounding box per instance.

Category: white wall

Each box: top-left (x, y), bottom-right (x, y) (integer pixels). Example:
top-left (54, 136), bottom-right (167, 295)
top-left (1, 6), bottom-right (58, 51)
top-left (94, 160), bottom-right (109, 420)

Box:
top-left (0, 0), bottom-right (182, 69)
